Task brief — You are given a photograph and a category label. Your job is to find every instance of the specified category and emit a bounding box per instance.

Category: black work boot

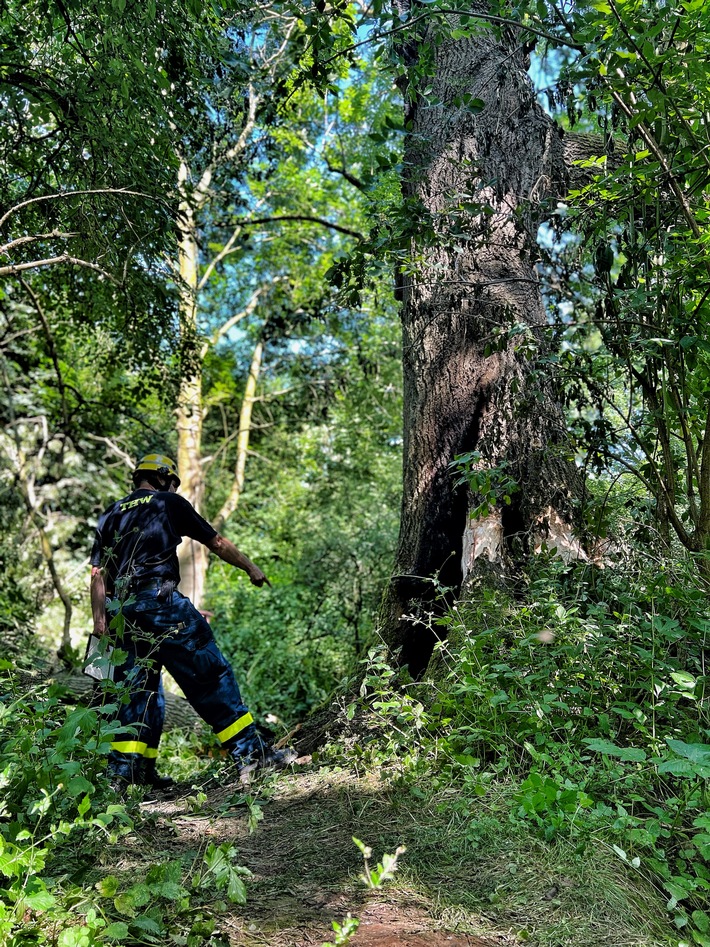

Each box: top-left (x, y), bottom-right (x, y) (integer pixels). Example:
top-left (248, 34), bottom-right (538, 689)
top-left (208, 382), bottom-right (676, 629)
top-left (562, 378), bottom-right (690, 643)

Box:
top-left (107, 758), bottom-right (142, 794)
top-left (230, 736), bottom-right (297, 781)
top-left (142, 758), bottom-right (175, 791)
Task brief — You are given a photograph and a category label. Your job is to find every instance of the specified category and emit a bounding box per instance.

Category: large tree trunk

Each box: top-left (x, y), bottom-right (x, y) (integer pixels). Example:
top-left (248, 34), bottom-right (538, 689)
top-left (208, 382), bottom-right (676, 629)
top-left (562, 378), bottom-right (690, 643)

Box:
top-left (382, 8), bottom-right (584, 674)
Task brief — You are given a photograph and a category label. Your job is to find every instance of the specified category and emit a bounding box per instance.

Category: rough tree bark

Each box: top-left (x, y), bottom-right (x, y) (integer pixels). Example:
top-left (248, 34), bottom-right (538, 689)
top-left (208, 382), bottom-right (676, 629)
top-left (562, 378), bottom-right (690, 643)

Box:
top-left (381, 7), bottom-right (592, 675)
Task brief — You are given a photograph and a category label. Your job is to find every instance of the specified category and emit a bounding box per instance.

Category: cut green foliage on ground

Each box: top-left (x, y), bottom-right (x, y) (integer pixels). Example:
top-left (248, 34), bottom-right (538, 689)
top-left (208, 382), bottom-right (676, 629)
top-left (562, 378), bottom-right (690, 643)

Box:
top-left (319, 550), bottom-right (709, 947)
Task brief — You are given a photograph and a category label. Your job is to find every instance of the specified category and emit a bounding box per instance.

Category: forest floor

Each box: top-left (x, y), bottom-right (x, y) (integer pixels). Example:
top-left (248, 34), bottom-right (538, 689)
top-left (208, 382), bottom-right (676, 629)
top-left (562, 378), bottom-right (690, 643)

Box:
top-left (110, 762), bottom-right (674, 947)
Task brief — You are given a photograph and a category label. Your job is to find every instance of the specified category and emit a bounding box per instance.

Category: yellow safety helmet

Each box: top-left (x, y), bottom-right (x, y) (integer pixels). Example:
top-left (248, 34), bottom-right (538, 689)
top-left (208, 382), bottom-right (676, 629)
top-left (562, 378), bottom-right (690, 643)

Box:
top-left (133, 453), bottom-right (180, 486)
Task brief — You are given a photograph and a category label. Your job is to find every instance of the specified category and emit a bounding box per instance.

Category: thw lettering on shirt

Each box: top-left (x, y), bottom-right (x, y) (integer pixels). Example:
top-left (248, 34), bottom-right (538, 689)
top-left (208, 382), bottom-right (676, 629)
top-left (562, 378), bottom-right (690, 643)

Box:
top-left (119, 495), bottom-right (154, 513)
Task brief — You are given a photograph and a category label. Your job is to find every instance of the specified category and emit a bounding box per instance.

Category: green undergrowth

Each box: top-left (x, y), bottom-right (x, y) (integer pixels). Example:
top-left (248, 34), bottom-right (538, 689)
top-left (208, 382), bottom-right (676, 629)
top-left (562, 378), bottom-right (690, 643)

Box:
top-left (390, 780), bottom-right (673, 947)
top-left (2, 548), bottom-right (708, 947)
top-left (0, 658), bottom-right (261, 947)
top-left (319, 551), bottom-right (709, 946)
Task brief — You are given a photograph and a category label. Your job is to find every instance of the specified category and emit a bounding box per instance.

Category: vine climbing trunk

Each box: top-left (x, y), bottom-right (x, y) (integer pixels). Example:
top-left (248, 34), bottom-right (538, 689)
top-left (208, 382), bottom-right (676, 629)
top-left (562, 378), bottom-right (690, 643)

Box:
top-left (381, 6), bottom-right (584, 675)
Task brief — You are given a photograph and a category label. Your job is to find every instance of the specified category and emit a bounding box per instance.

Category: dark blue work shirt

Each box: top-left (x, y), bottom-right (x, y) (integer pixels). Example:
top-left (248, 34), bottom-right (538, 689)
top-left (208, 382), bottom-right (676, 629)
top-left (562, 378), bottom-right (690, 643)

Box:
top-left (90, 489), bottom-right (217, 589)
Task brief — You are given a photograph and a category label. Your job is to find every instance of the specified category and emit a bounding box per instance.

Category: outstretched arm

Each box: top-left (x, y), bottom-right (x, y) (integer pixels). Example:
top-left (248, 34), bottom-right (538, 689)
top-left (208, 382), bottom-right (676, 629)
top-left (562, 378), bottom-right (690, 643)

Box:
top-left (206, 534), bottom-right (271, 587)
top-left (90, 566), bottom-right (108, 634)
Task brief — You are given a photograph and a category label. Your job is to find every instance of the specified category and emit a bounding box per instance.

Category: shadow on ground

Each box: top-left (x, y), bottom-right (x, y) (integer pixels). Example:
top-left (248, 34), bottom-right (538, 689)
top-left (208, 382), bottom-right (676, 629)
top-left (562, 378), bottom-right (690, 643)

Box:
top-left (132, 768), bottom-right (507, 946)
top-left (119, 764), bottom-right (671, 947)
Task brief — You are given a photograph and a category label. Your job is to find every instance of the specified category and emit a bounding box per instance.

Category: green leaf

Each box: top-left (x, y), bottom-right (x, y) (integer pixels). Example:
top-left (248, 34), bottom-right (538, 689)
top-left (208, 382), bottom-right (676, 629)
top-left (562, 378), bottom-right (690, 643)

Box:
top-left (61, 707), bottom-right (98, 737)
top-left (452, 94), bottom-right (485, 113)
top-left (657, 758), bottom-right (697, 776)
top-left (670, 672), bottom-right (697, 691)
top-left (130, 915), bottom-right (163, 934)
top-left (104, 922), bottom-right (130, 940)
top-left (692, 834), bottom-right (710, 859)
top-left (352, 837), bottom-right (370, 856)
top-left (23, 878), bottom-right (56, 912)
top-left (583, 738), bottom-right (647, 762)
top-left (666, 740), bottom-right (710, 764)
top-left (67, 775), bottom-right (94, 797)
top-left (96, 876), bottom-right (120, 897)
top-left (126, 883), bottom-right (151, 908)
top-left (114, 893), bottom-right (137, 917)
top-left (157, 881), bottom-right (185, 900)
top-left (453, 753), bottom-right (479, 766)
top-left (58, 928), bottom-right (91, 947)
top-left (227, 873), bottom-right (248, 904)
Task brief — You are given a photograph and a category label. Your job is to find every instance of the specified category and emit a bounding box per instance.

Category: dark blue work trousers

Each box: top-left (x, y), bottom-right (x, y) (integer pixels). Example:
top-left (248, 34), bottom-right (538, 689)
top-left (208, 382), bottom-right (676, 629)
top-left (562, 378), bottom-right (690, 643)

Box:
top-left (106, 586), bottom-right (257, 775)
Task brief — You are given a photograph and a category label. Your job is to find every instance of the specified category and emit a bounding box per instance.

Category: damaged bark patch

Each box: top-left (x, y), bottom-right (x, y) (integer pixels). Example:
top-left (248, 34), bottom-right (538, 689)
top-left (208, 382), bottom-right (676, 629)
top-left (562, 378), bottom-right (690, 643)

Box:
top-left (462, 510), bottom-right (503, 577)
top-left (533, 507), bottom-right (588, 565)
top-left (462, 505), bottom-right (589, 579)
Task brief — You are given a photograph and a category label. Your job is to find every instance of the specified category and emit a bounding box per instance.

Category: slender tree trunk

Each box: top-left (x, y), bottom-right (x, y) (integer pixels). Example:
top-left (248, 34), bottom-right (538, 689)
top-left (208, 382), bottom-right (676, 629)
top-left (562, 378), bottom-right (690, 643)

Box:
top-left (176, 163), bottom-right (208, 606)
top-left (214, 334), bottom-right (265, 532)
top-left (174, 164), bottom-right (267, 606)
top-left (35, 514), bottom-right (73, 659)
top-left (0, 380), bottom-right (74, 659)
top-left (382, 8), bottom-right (583, 674)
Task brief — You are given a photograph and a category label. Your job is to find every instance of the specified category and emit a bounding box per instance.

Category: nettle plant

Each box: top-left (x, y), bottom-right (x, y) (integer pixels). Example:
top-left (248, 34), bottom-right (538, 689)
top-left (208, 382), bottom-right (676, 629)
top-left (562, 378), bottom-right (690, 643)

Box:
top-left (0, 654), bottom-right (261, 946)
top-left (0, 660), bottom-right (133, 944)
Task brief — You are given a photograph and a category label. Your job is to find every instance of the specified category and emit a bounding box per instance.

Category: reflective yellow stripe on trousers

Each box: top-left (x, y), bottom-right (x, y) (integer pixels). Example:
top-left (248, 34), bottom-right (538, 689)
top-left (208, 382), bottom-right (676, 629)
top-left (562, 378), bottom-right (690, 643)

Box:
top-left (111, 741), bottom-right (148, 755)
top-left (216, 712), bottom-right (253, 744)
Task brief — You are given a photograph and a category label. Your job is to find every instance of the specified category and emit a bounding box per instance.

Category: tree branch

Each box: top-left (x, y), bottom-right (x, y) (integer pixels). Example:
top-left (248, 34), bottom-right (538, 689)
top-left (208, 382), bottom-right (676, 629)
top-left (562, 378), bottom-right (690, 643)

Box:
top-left (20, 280), bottom-right (69, 428)
top-left (606, 89), bottom-right (703, 242)
top-left (0, 231), bottom-right (79, 255)
top-left (198, 225), bottom-right (243, 291)
top-left (236, 214), bottom-right (362, 239)
top-left (313, 6), bottom-right (581, 75)
top-left (201, 283), bottom-right (274, 358)
top-left (222, 83), bottom-right (260, 165)
top-left (2, 254), bottom-right (119, 282)
top-left (326, 159), bottom-right (369, 192)
top-left (0, 188), bottom-right (164, 232)
top-left (84, 434), bottom-right (136, 471)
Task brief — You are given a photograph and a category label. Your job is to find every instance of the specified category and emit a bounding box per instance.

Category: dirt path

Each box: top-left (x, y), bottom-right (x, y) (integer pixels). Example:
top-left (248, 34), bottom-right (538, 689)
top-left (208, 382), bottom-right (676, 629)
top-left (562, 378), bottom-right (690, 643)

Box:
top-left (137, 769), bottom-right (513, 947)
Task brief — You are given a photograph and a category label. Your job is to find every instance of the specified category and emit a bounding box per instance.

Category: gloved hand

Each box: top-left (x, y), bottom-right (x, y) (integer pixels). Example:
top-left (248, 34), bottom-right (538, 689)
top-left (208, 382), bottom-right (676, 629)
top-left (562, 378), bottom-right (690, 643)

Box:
top-left (157, 578), bottom-right (177, 601)
top-left (248, 566), bottom-right (271, 588)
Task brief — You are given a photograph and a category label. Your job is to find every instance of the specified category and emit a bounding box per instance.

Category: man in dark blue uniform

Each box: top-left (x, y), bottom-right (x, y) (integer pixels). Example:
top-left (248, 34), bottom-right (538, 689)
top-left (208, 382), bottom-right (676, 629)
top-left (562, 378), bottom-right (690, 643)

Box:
top-left (90, 452), bottom-right (294, 788)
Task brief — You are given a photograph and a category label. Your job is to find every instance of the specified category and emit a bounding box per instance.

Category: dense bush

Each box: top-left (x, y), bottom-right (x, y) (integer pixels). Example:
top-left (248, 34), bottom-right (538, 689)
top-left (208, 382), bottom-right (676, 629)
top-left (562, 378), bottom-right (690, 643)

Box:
top-left (0, 666), bottom-right (131, 944)
top-left (345, 550), bottom-right (710, 943)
